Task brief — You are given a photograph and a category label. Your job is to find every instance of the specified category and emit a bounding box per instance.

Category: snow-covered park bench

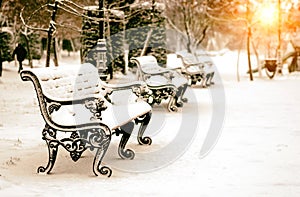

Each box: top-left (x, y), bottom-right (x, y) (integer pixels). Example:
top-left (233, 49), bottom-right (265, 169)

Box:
top-left (176, 52), bottom-right (215, 87)
top-left (20, 63), bottom-right (152, 177)
top-left (131, 55), bottom-right (188, 112)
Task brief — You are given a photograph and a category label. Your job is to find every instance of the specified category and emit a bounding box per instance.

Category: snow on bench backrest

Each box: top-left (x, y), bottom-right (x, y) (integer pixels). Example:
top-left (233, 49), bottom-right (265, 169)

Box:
top-left (31, 63), bottom-right (108, 101)
top-left (178, 52), bottom-right (203, 66)
top-left (132, 56), bottom-right (166, 74)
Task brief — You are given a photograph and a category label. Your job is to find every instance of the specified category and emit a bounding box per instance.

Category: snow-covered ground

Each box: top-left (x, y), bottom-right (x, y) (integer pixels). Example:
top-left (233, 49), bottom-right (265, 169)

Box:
top-left (0, 51), bottom-right (300, 196)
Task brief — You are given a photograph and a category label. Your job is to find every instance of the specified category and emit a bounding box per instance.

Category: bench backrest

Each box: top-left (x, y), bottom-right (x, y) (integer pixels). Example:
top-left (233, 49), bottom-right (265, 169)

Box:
top-left (20, 63), bottom-right (111, 132)
top-left (28, 64), bottom-right (109, 101)
top-left (177, 52), bottom-right (204, 67)
top-left (131, 55), bottom-right (167, 74)
top-left (178, 52), bottom-right (215, 66)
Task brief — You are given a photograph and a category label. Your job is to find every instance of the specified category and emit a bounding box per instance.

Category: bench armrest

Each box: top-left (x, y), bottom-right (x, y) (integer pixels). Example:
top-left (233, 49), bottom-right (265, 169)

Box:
top-left (185, 62), bottom-right (204, 68)
top-left (100, 80), bottom-right (147, 91)
top-left (142, 69), bottom-right (172, 76)
top-left (146, 83), bottom-right (177, 90)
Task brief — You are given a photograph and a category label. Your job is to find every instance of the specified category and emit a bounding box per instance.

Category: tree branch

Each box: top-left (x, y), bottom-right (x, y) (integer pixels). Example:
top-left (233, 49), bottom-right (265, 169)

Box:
top-left (195, 25), bottom-right (209, 47)
top-left (164, 16), bottom-right (184, 35)
top-left (20, 7), bottom-right (48, 32)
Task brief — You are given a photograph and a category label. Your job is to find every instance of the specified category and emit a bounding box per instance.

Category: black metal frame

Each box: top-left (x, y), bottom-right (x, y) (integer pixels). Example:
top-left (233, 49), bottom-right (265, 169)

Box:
top-left (20, 70), bottom-right (113, 176)
top-left (20, 68), bottom-right (152, 177)
top-left (264, 59), bottom-right (277, 79)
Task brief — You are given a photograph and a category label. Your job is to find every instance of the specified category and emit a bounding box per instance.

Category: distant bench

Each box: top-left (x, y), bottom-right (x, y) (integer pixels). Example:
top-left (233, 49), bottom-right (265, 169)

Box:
top-left (131, 55), bottom-right (188, 112)
top-left (20, 63), bottom-right (152, 177)
top-left (176, 52), bottom-right (215, 87)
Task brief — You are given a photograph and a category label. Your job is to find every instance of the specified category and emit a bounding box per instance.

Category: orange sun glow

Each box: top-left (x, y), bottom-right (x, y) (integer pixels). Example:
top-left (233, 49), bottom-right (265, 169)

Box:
top-left (259, 5), bottom-right (278, 25)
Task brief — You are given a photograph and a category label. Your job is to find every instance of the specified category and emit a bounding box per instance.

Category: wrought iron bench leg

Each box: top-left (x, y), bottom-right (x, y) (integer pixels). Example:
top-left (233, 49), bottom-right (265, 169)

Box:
top-left (178, 83), bottom-right (188, 104)
top-left (135, 111), bottom-right (152, 145)
top-left (37, 124), bottom-right (112, 177)
top-left (173, 83), bottom-right (189, 108)
top-left (117, 122), bottom-right (135, 160)
top-left (92, 130), bottom-right (112, 177)
top-left (190, 75), bottom-right (198, 85)
top-left (205, 72), bottom-right (215, 86)
top-left (209, 72), bottom-right (215, 85)
top-left (167, 96), bottom-right (178, 112)
top-left (199, 76), bottom-right (207, 88)
top-left (37, 125), bottom-right (58, 174)
top-left (83, 127), bottom-right (112, 177)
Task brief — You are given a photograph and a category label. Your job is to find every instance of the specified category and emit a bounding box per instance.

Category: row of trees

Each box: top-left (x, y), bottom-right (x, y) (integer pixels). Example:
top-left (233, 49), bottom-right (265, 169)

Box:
top-left (0, 0), bottom-right (97, 66)
top-left (1, 0), bottom-right (300, 76)
top-left (164, 0), bottom-right (300, 79)
top-left (165, 0), bottom-right (300, 50)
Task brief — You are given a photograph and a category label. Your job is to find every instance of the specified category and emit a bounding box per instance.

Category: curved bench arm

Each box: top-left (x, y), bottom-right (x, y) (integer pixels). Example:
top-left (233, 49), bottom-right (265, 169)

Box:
top-left (130, 57), bottom-right (173, 75)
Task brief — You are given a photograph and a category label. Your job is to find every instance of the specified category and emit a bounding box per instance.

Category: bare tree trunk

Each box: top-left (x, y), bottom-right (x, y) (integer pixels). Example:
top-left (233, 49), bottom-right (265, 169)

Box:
top-left (46, 1), bottom-right (59, 67)
top-left (195, 25), bottom-right (208, 49)
top-left (13, 16), bottom-right (17, 67)
top-left (183, 6), bottom-right (192, 53)
top-left (23, 34), bottom-right (33, 68)
top-left (46, 35), bottom-right (52, 67)
top-left (0, 48), bottom-right (2, 77)
top-left (141, 29), bottom-right (153, 56)
top-left (277, 0), bottom-right (282, 73)
top-left (247, 26), bottom-right (253, 81)
top-left (246, 0), bottom-right (253, 81)
top-left (57, 38), bottom-right (62, 59)
top-left (53, 37), bottom-right (59, 67)
top-left (105, 11), bottom-right (114, 79)
top-left (184, 21), bottom-right (192, 53)
top-left (70, 39), bottom-right (75, 54)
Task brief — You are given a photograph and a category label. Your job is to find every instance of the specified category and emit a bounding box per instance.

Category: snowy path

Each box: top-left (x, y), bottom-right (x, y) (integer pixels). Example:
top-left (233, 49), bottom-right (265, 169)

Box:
top-left (0, 52), bottom-right (300, 196)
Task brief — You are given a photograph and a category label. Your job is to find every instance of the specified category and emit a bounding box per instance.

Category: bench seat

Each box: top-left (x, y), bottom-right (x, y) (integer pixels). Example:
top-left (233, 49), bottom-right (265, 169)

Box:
top-left (51, 101), bottom-right (151, 130)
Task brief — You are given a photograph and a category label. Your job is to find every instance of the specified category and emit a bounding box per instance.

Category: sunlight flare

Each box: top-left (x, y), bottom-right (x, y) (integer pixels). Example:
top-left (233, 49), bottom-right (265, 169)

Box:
top-left (258, 4), bottom-right (278, 26)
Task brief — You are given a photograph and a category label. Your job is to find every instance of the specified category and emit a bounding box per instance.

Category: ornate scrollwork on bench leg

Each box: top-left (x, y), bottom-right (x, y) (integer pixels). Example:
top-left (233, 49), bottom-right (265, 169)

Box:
top-left (166, 90), bottom-right (179, 112)
top-left (135, 111), bottom-right (152, 145)
top-left (167, 96), bottom-right (178, 112)
top-left (84, 98), bottom-right (107, 121)
top-left (189, 73), bottom-right (204, 86)
top-left (38, 124), bottom-right (59, 174)
top-left (68, 132), bottom-right (86, 161)
top-left (86, 127), bottom-right (112, 177)
top-left (150, 88), bottom-right (171, 106)
top-left (135, 86), bottom-right (178, 112)
top-left (38, 124), bottom-right (112, 177)
top-left (114, 122), bottom-right (135, 160)
top-left (48, 102), bottom-right (61, 114)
